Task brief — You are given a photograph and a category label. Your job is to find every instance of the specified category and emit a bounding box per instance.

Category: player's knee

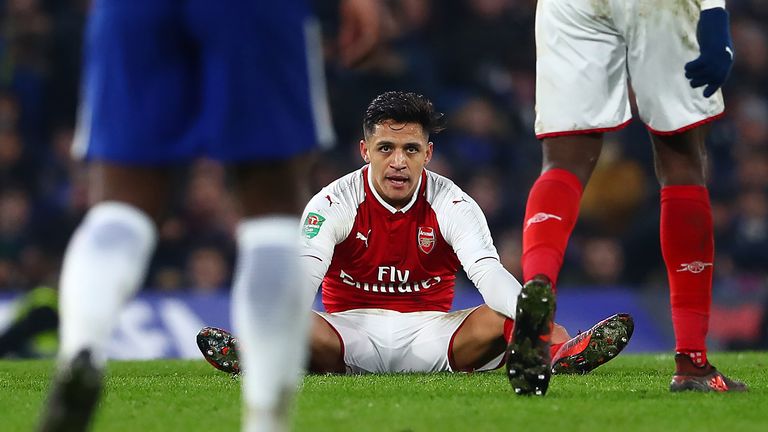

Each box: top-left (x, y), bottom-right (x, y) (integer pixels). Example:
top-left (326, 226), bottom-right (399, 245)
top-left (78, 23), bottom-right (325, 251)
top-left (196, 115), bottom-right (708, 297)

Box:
top-left (308, 319), bottom-right (345, 374)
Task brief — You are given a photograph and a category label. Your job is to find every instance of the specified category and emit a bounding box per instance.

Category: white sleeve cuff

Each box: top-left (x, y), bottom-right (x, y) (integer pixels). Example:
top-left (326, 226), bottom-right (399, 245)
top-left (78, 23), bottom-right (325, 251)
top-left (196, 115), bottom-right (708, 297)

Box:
top-left (701, 0), bottom-right (726, 10)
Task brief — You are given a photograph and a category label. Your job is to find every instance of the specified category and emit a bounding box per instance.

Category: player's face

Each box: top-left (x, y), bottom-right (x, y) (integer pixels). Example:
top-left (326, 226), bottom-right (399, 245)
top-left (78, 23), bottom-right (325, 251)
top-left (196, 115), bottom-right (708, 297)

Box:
top-left (361, 121), bottom-right (433, 210)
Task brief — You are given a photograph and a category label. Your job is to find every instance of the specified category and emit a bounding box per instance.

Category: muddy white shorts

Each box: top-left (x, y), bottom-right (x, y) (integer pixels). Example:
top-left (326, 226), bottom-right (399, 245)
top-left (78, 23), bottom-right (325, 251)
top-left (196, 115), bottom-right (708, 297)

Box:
top-left (316, 308), bottom-right (504, 374)
top-left (535, 0), bottom-right (724, 138)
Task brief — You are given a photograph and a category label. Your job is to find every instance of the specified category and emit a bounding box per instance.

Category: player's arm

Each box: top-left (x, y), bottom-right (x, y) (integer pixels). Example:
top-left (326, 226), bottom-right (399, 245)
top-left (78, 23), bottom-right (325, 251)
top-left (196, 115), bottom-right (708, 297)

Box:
top-left (438, 193), bottom-right (520, 318)
top-left (685, 0), bottom-right (733, 97)
top-left (299, 190), bottom-right (355, 294)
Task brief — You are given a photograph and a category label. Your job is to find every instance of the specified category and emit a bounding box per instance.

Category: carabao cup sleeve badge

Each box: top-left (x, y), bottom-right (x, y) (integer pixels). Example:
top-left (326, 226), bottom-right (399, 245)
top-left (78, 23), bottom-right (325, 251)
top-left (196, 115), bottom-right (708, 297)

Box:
top-left (303, 212), bottom-right (326, 239)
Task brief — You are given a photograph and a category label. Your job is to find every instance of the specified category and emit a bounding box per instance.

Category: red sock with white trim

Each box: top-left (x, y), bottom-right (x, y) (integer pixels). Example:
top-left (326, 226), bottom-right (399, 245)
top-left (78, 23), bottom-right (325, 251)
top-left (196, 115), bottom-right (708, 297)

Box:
top-left (522, 169), bottom-right (584, 286)
top-left (660, 186), bottom-right (713, 368)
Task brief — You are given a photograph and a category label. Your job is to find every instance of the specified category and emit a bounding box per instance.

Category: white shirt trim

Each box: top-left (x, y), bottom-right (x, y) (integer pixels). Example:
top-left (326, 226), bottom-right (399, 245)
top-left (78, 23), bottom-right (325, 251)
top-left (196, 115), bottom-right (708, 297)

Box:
top-left (366, 165), bottom-right (422, 214)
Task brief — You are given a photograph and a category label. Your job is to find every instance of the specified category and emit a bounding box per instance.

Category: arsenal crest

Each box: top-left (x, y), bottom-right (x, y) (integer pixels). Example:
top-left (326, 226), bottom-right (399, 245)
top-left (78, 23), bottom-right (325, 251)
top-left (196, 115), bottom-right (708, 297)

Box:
top-left (418, 227), bottom-right (436, 254)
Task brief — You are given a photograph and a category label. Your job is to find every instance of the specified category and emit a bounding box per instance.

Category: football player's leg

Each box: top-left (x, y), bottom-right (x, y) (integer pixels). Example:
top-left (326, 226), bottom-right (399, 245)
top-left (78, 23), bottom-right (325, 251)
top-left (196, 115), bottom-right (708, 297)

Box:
top-left (450, 306), bottom-right (508, 372)
top-left (230, 157), bottom-right (316, 431)
top-left (653, 129), bottom-right (712, 367)
top-left (516, 139), bottom-right (597, 394)
top-left (652, 129), bottom-right (746, 391)
top-left (58, 165), bottom-right (171, 367)
top-left (39, 1), bottom-right (196, 428)
top-left (197, 0), bottom-right (328, 428)
top-left (522, 136), bottom-right (601, 286)
top-left (309, 314), bottom-right (346, 373)
top-left (40, 165), bottom-right (170, 432)
top-left (530, 0), bottom-right (632, 288)
top-left (450, 307), bottom-right (574, 372)
top-left (514, 139), bottom-right (598, 396)
top-left (197, 314), bottom-right (346, 375)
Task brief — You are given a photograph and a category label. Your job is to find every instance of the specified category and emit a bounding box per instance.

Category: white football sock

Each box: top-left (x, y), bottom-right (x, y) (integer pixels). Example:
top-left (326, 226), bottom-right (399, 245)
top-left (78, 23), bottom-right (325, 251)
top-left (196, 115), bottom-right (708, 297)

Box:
top-left (232, 217), bottom-right (313, 432)
top-left (58, 202), bottom-right (157, 367)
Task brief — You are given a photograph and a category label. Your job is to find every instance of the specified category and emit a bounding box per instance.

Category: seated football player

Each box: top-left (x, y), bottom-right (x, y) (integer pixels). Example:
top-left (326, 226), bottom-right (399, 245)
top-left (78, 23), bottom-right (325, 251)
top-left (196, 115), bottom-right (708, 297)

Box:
top-left (197, 91), bottom-right (634, 377)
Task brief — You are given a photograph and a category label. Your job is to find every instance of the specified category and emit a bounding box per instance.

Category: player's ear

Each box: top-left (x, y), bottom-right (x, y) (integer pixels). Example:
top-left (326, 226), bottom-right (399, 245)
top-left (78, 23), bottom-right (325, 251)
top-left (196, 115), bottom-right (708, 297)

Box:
top-left (359, 139), bottom-right (370, 163)
top-left (424, 142), bottom-right (434, 164)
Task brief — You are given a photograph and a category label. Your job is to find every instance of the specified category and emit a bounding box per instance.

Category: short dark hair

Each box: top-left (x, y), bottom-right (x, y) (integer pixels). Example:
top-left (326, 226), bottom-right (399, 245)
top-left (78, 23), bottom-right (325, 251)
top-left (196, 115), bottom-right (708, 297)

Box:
top-left (363, 91), bottom-right (446, 138)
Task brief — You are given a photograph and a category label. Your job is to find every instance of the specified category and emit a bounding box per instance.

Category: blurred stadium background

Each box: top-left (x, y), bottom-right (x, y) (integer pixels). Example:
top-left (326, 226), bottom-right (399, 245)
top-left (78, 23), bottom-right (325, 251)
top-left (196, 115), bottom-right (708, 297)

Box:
top-left (0, 0), bottom-right (766, 358)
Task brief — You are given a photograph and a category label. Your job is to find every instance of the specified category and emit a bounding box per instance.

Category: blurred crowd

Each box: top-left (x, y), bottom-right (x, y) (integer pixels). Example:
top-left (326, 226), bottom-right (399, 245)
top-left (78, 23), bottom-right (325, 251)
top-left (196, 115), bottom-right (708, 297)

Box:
top-left (0, 1), bottom-right (766, 346)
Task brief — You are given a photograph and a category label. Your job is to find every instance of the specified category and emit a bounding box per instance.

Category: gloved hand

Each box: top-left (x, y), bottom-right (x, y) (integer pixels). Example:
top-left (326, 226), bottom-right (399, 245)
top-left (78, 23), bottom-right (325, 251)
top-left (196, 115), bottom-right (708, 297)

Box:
top-left (684, 8), bottom-right (734, 98)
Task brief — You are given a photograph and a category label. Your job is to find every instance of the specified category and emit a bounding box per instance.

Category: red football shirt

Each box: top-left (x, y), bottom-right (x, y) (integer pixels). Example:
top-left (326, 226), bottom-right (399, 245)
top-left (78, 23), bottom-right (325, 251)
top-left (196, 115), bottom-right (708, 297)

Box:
top-left (301, 166), bottom-right (500, 313)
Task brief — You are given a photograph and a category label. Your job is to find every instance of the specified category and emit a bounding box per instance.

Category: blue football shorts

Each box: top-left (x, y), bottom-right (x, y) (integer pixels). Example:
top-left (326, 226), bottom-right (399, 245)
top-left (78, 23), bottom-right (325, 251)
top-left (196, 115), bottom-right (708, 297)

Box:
top-left (72, 0), bottom-right (334, 164)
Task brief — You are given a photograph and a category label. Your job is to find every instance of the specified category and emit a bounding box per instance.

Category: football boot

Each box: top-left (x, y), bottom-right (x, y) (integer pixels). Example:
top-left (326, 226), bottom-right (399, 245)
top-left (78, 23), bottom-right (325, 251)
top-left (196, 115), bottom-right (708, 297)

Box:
top-left (197, 326), bottom-right (240, 375)
top-left (506, 276), bottom-right (556, 396)
top-left (670, 354), bottom-right (747, 392)
top-left (551, 313), bottom-right (634, 375)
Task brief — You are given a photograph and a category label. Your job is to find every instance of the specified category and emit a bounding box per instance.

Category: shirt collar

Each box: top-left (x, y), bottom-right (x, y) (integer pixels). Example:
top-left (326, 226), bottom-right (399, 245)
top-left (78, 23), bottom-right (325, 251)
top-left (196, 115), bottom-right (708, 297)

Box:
top-left (366, 166), bottom-right (422, 214)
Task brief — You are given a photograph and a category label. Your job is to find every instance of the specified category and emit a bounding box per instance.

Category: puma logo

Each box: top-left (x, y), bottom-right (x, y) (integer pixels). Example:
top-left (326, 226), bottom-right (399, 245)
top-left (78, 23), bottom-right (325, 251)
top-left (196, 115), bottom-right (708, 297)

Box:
top-left (356, 229), bottom-right (371, 248)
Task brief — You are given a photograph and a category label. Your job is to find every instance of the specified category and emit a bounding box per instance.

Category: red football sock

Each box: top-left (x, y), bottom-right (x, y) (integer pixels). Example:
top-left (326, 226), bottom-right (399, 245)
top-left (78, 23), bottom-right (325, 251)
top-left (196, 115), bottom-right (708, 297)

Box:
top-left (522, 168), bottom-right (583, 286)
top-left (550, 341), bottom-right (565, 360)
top-left (660, 185), bottom-right (713, 367)
top-left (503, 318), bottom-right (515, 344)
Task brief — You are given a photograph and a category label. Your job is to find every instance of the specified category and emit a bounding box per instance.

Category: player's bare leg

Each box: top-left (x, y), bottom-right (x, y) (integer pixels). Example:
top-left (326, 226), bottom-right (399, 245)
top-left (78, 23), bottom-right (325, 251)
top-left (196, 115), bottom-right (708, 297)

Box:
top-left (651, 127), bottom-right (746, 392)
top-left (540, 134), bottom-right (603, 186)
top-left (309, 315), bottom-right (346, 374)
top-left (450, 306), bottom-right (509, 371)
top-left (230, 154), bottom-right (317, 432)
top-left (39, 163), bottom-right (171, 432)
top-left (450, 306), bottom-right (569, 371)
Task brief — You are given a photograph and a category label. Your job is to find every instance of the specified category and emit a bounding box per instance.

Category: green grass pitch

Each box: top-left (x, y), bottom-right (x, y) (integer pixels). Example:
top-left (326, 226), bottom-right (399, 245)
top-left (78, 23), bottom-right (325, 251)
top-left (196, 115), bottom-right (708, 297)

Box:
top-left (1, 352), bottom-right (765, 431)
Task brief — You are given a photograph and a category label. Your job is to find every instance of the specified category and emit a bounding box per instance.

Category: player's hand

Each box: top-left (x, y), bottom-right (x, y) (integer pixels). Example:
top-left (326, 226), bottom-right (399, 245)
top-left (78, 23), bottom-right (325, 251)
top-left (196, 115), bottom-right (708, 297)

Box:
top-left (338, 0), bottom-right (382, 67)
top-left (684, 7), bottom-right (734, 98)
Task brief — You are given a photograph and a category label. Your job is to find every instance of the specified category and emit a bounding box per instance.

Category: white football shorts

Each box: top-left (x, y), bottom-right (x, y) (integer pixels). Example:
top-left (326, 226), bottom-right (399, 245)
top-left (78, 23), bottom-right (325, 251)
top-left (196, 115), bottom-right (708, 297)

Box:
top-left (535, 0), bottom-right (725, 138)
top-left (315, 308), bottom-right (505, 374)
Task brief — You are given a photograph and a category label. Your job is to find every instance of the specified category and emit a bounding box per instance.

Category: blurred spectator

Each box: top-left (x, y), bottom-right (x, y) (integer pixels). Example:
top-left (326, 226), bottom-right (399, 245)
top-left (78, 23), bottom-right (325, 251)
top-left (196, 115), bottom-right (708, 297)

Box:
top-left (185, 246), bottom-right (231, 294)
top-left (0, 188), bottom-right (30, 262)
top-left (732, 94), bottom-right (768, 152)
top-left (442, 96), bottom-right (514, 180)
top-left (729, 189), bottom-right (768, 272)
top-left (0, 129), bottom-right (37, 191)
top-left (497, 228), bottom-right (523, 280)
top-left (571, 236), bottom-right (626, 287)
top-left (464, 171), bottom-right (509, 234)
top-left (729, 18), bottom-right (768, 96)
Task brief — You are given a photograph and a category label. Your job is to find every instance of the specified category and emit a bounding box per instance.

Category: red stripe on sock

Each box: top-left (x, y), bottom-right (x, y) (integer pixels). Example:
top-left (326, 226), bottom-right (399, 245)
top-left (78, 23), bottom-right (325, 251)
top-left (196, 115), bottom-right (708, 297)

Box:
top-left (522, 168), bottom-right (583, 285)
top-left (661, 185), bottom-right (713, 355)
